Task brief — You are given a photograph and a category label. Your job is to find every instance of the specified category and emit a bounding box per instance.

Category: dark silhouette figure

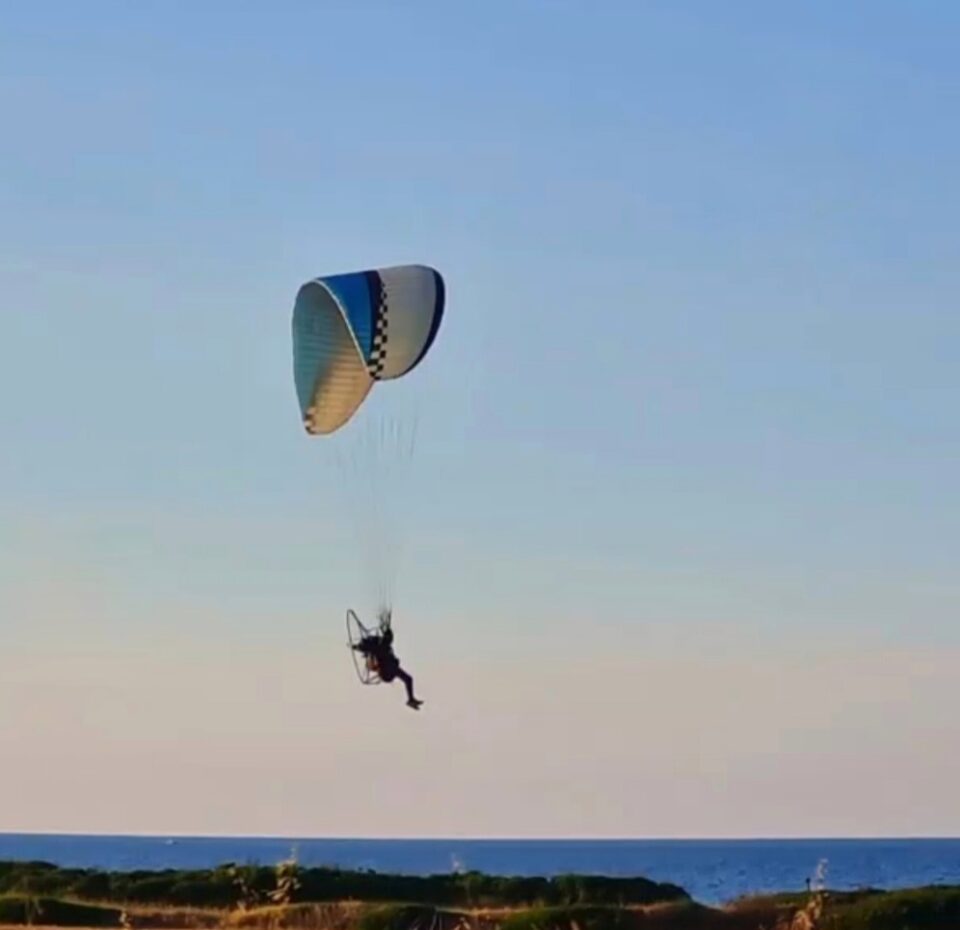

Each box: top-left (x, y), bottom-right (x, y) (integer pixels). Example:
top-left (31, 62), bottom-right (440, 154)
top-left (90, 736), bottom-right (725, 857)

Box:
top-left (353, 613), bottom-right (423, 710)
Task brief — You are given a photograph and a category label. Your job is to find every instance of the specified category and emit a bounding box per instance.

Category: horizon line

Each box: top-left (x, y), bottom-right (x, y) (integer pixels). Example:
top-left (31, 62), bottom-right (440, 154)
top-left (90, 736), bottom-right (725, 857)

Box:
top-left (3, 830), bottom-right (959, 843)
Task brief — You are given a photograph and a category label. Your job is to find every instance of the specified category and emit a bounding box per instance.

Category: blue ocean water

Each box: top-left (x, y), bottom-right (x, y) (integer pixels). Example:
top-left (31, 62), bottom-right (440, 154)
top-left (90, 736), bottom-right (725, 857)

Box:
top-left (0, 835), bottom-right (958, 906)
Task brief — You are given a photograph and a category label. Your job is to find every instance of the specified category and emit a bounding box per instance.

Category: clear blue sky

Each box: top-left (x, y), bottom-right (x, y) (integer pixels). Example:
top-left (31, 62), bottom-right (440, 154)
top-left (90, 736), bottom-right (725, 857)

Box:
top-left (2, 1), bottom-right (958, 837)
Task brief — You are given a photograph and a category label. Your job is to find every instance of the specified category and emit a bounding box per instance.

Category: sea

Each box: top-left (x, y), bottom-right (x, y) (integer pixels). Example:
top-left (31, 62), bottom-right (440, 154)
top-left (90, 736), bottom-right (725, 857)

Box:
top-left (1, 835), bottom-right (958, 907)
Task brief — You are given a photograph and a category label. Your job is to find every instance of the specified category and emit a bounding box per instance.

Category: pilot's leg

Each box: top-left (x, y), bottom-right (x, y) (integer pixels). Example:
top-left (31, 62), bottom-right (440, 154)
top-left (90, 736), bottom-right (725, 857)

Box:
top-left (397, 668), bottom-right (420, 707)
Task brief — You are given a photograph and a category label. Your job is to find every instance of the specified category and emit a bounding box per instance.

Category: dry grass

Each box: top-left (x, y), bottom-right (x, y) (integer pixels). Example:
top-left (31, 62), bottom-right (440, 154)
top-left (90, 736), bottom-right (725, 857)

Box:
top-left (223, 902), bottom-right (364, 930)
top-left (771, 860), bottom-right (828, 930)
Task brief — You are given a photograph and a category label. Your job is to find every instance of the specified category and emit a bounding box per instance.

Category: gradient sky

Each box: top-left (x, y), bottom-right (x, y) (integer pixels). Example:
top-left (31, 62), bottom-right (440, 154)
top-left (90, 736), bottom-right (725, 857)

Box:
top-left (2, 1), bottom-right (959, 838)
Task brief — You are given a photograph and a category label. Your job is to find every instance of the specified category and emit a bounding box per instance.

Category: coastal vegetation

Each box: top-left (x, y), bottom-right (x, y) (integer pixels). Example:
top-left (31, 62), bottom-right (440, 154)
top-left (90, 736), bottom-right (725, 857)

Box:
top-left (0, 860), bottom-right (957, 930)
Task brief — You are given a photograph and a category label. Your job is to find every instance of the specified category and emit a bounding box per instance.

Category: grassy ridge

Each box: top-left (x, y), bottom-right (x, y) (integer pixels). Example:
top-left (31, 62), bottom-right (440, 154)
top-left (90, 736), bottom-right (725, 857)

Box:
top-left (0, 861), bottom-right (686, 909)
top-left (3, 895), bottom-right (960, 930)
top-left (0, 897), bottom-right (120, 927)
top-left (0, 862), bottom-right (958, 929)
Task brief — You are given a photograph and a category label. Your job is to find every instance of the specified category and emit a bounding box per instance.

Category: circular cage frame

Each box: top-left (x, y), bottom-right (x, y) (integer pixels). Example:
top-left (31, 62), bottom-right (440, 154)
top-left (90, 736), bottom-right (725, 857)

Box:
top-left (346, 609), bottom-right (383, 685)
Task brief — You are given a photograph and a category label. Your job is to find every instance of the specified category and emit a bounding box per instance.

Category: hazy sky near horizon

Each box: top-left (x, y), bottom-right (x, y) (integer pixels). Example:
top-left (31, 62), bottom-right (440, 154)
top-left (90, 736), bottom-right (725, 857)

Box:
top-left (2, 1), bottom-right (959, 838)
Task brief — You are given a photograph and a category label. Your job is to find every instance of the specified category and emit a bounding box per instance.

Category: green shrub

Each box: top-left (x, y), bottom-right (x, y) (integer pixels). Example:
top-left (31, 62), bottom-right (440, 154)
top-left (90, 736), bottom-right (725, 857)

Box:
top-left (0, 895), bottom-right (121, 926)
top-left (833, 886), bottom-right (960, 930)
top-left (68, 871), bottom-right (113, 900)
top-left (0, 861), bottom-right (686, 910)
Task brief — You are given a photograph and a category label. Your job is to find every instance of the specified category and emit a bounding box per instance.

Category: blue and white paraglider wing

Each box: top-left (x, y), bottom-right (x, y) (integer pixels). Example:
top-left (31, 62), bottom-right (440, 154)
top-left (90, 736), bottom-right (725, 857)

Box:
top-left (292, 264), bottom-right (444, 435)
top-left (368, 265), bottom-right (444, 381)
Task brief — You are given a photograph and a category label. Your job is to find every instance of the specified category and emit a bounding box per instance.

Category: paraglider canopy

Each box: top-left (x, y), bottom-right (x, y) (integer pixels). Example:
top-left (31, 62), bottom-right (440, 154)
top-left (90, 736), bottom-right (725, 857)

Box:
top-left (292, 264), bottom-right (445, 435)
